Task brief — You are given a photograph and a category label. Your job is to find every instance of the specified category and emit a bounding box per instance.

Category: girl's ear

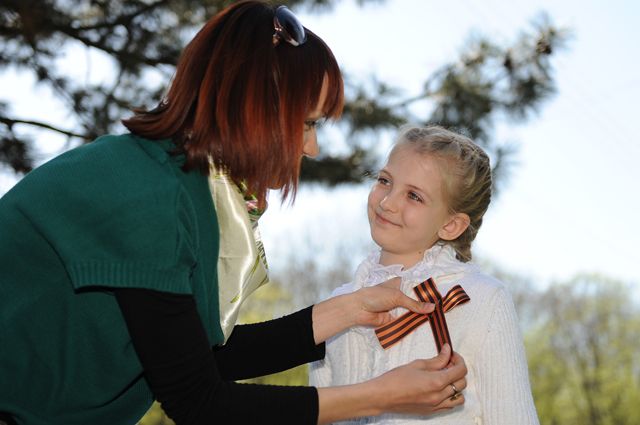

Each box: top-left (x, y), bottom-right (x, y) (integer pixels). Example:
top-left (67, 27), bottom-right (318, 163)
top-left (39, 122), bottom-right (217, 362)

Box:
top-left (438, 213), bottom-right (470, 241)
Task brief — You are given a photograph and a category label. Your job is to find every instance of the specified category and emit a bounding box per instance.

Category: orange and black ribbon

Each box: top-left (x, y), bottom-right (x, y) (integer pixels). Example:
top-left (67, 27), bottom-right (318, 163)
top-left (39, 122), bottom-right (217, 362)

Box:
top-left (375, 278), bottom-right (470, 351)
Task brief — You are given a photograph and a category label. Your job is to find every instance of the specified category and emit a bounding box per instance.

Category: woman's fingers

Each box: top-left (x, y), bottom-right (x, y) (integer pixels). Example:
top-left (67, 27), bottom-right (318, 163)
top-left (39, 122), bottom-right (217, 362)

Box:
top-left (423, 373), bottom-right (467, 409)
top-left (421, 344), bottom-right (452, 370)
top-left (377, 283), bottom-right (434, 315)
top-left (412, 344), bottom-right (463, 373)
top-left (396, 291), bottom-right (435, 315)
top-left (363, 285), bottom-right (434, 314)
top-left (371, 349), bottom-right (470, 417)
top-left (441, 350), bottom-right (467, 382)
top-left (443, 376), bottom-right (467, 400)
top-left (434, 361), bottom-right (468, 407)
top-left (354, 286), bottom-right (434, 327)
top-left (451, 377), bottom-right (467, 393)
top-left (407, 348), bottom-right (468, 406)
top-left (379, 277), bottom-right (401, 289)
top-left (433, 391), bottom-right (466, 411)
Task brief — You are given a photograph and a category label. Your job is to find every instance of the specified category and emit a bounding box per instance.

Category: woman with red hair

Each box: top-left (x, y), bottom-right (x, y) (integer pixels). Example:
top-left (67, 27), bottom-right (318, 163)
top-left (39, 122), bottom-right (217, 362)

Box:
top-left (0, 2), bottom-right (467, 424)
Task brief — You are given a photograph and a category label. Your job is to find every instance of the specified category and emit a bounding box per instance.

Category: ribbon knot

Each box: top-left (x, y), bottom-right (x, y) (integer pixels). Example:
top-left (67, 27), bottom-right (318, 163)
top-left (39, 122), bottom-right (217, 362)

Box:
top-left (375, 278), bottom-right (470, 351)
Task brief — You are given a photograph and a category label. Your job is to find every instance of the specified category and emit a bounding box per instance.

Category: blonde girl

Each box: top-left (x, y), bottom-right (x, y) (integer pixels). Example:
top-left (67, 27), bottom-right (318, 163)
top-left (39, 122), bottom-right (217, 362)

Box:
top-left (311, 125), bottom-right (539, 425)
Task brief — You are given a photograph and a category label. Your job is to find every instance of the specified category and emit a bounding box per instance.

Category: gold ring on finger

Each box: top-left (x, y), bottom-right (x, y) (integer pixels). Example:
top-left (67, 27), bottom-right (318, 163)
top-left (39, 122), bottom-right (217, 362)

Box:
top-left (449, 383), bottom-right (461, 400)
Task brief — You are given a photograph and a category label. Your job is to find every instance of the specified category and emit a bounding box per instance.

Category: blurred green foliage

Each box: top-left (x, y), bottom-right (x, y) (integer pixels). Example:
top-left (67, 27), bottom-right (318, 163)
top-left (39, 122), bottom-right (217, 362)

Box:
top-left (525, 275), bottom-right (640, 425)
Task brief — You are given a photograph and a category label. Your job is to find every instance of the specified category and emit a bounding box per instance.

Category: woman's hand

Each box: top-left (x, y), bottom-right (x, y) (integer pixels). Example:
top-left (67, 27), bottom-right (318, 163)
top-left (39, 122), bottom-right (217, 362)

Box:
top-left (312, 279), bottom-right (434, 344)
top-left (373, 344), bottom-right (467, 414)
top-left (351, 281), bottom-right (434, 327)
top-left (317, 344), bottom-right (468, 423)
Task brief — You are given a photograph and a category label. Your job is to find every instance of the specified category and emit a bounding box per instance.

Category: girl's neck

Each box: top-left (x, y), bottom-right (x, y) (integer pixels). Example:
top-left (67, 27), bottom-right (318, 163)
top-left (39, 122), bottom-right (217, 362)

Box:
top-left (379, 250), bottom-right (426, 270)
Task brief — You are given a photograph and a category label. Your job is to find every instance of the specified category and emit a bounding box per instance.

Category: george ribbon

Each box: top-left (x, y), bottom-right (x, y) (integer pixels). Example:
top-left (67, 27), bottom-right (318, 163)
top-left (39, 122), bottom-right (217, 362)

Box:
top-left (375, 278), bottom-right (470, 351)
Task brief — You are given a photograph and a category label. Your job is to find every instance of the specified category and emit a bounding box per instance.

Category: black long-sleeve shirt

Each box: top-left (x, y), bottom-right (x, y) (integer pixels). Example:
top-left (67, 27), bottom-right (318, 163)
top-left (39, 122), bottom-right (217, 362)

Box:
top-left (115, 288), bottom-right (326, 425)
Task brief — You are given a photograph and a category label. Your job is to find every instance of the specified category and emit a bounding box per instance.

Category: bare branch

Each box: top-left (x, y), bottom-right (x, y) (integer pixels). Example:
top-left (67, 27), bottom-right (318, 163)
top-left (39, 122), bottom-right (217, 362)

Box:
top-left (0, 116), bottom-right (88, 140)
top-left (70, 0), bottom-right (171, 32)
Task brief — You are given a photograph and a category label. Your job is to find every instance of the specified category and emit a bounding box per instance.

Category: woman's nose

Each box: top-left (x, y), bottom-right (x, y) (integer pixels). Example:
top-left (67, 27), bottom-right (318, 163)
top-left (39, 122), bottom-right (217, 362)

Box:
top-left (302, 131), bottom-right (319, 158)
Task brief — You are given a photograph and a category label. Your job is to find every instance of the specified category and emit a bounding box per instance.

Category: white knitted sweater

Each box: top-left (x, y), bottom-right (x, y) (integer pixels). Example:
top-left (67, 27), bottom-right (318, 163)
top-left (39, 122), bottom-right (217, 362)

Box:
top-left (309, 244), bottom-right (539, 425)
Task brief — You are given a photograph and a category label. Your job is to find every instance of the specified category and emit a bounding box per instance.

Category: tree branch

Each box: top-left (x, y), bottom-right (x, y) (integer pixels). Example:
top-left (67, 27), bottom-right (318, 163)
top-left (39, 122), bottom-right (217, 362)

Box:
top-left (70, 0), bottom-right (171, 32)
top-left (0, 116), bottom-right (88, 139)
top-left (50, 25), bottom-right (174, 67)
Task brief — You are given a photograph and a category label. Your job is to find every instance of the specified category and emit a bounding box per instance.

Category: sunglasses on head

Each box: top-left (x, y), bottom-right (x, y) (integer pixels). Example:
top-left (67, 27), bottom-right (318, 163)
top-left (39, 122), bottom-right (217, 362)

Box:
top-left (272, 5), bottom-right (307, 47)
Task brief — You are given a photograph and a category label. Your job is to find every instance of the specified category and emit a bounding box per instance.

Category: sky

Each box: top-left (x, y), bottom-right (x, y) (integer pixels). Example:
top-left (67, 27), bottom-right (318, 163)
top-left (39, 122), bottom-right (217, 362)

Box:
top-left (260, 0), bottom-right (640, 292)
top-left (1, 0), bottom-right (639, 294)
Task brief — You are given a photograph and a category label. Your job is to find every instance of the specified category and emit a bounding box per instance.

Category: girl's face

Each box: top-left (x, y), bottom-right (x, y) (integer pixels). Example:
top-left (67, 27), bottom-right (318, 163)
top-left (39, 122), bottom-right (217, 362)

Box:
top-left (367, 146), bottom-right (455, 268)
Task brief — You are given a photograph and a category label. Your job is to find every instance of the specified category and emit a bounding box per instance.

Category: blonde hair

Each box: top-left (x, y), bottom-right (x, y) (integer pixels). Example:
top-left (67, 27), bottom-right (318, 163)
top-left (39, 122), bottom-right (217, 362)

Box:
top-left (390, 125), bottom-right (492, 262)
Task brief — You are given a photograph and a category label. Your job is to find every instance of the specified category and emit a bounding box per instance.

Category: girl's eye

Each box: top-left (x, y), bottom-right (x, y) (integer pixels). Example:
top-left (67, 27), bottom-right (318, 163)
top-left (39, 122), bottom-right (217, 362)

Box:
top-left (408, 192), bottom-right (423, 202)
top-left (377, 177), bottom-right (390, 185)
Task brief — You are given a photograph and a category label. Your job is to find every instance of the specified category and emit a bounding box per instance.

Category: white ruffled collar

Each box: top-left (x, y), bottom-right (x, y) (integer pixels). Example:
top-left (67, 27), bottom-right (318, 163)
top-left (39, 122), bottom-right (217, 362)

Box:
top-left (353, 243), bottom-right (476, 293)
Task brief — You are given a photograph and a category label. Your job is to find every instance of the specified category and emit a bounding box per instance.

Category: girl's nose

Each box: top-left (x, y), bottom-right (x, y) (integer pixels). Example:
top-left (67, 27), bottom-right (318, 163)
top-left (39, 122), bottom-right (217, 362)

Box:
top-left (379, 192), bottom-right (399, 212)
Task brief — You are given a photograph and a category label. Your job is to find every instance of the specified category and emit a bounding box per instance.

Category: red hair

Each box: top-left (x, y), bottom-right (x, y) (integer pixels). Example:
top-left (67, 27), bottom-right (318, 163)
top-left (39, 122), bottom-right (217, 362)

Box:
top-left (122, 1), bottom-right (344, 206)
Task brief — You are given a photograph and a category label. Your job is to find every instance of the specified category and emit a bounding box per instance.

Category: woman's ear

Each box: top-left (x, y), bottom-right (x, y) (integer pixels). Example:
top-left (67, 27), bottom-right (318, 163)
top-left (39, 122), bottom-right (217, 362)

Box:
top-left (438, 213), bottom-right (470, 241)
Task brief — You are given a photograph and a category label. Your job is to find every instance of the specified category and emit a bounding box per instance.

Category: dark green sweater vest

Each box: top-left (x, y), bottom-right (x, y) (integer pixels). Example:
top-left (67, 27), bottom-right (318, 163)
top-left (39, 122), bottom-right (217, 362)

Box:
top-left (0, 134), bottom-right (223, 424)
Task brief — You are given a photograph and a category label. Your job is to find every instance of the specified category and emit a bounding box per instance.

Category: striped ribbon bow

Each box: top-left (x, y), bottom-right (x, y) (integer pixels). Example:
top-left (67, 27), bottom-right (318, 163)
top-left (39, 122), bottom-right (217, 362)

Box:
top-left (375, 278), bottom-right (470, 351)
